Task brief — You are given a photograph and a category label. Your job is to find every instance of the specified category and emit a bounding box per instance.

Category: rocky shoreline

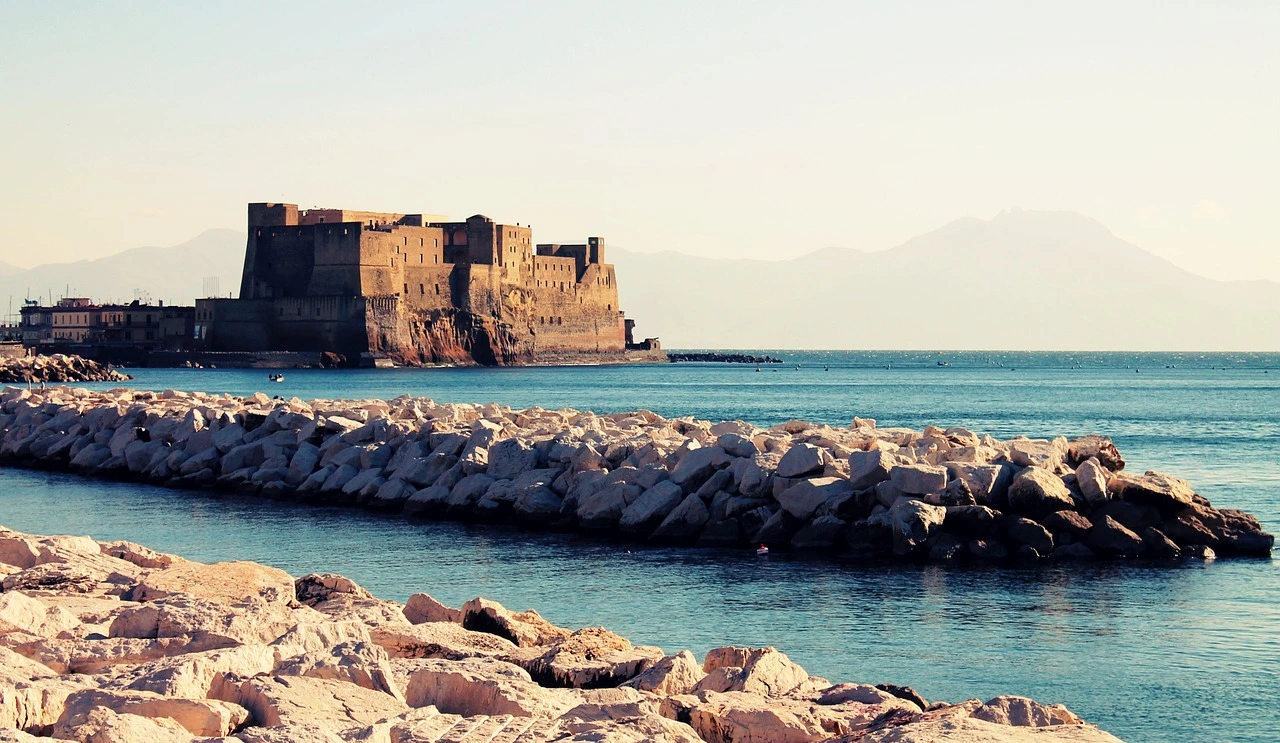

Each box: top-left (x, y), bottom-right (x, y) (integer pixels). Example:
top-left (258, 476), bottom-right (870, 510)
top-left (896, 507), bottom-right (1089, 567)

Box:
top-left (0, 526), bottom-right (1124, 742)
top-left (0, 386), bottom-right (1271, 563)
top-left (0, 356), bottom-right (130, 385)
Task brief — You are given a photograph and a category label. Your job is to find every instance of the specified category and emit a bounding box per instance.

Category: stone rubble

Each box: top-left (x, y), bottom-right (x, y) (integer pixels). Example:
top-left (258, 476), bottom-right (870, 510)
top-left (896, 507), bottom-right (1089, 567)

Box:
top-left (0, 526), bottom-right (1125, 742)
top-left (0, 357), bottom-right (129, 385)
top-left (0, 386), bottom-right (1272, 561)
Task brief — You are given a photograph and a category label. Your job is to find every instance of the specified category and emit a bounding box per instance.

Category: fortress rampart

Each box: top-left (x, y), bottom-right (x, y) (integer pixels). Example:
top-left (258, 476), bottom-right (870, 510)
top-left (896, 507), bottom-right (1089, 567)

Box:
top-left (197, 203), bottom-right (657, 366)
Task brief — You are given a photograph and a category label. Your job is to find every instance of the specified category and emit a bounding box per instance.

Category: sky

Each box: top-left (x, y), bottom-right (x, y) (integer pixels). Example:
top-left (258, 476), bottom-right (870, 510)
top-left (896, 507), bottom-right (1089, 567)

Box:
top-left (0, 1), bottom-right (1276, 281)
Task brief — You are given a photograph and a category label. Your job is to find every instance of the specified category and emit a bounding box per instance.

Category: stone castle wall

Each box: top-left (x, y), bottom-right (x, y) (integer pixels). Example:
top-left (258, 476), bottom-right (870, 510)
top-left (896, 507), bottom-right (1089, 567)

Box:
top-left (203, 203), bottom-right (633, 365)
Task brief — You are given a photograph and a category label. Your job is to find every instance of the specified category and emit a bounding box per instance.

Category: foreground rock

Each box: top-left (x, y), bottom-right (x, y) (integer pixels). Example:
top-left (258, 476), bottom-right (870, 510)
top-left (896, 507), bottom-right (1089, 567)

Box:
top-left (0, 526), bottom-right (1124, 741)
top-left (0, 355), bottom-right (129, 384)
top-left (0, 386), bottom-right (1270, 562)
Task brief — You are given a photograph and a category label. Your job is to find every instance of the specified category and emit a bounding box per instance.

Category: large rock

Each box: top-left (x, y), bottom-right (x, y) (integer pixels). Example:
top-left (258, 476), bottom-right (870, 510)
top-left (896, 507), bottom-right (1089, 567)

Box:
top-left (1067, 434), bottom-right (1125, 471)
top-left (777, 477), bottom-right (851, 521)
top-left (847, 449), bottom-right (895, 491)
top-left (274, 640), bottom-right (402, 701)
top-left (522, 626), bottom-right (663, 688)
top-left (971, 694), bottom-right (1084, 726)
top-left (402, 656), bottom-right (576, 718)
top-left (55, 688), bottom-right (248, 737)
top-left (621, 650), bottom-right (706, 695)
top-left (669, 446), bottom-right (730, 490)
top-left (1007, 437), bottom-right (1068, 470)
top-left (460, 598), bottom-right (570, 648)
top-left (1086, 515), bottom-right (1144, 556)
top-left (1108, 471), bottom-right (1196, 512)
top-left (890, 499), bottom-right (947, 555)
top-left (370, 620), bottom-right (518, 661)
top-left (210, 673), bottom-right (408, 731)
top-left (403, 594), bottom-right (462, 625)
top-left (1006, 468), bottom-right (1076, 516)
top-left (651, 494), bottom-right (711, 542)
top-left (776, 444), bottom-right (832, 478)
top-left (1074, 458), bottom-right (1110, 506)
top-left (486, 438), bottom-right (538, 480)
top-left (1003, 517), bottom-right (1054, 556)
top-left (130, 561), bottom-right (295, 605)
top-left (618, 481), bottom-right (685, 534)
top-left (698, 646), bottom-right (811, 697)
top-left (944, 463), bottom-right (1011, 504)
top-left (115, 644), bottom-right (276, 699)
top-left (0, 590), bottom-right (79, 637)
top-left (575, 482), bottom-right (641, 529)
top-left (943, 505), bottom-right (1000, 539)
top-left (1161, 504), bottom-right (1275, 556)
top-left (889, 464), bottom-right (947, 495)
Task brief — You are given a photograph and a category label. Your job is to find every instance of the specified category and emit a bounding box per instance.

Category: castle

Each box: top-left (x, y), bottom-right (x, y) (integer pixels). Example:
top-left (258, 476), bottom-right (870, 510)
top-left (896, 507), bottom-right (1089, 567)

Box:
top-left (195, 203), bottom-right (657, 366)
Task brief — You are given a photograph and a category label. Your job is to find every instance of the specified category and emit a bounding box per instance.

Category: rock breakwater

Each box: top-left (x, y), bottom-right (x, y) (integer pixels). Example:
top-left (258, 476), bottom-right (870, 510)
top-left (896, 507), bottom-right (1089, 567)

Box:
top-left (0, 356), bottom-right (130, 385)
top-left (0, 525), bottom-right (1125, 742)
top-left (0, 386), bottom-right (1272, 561)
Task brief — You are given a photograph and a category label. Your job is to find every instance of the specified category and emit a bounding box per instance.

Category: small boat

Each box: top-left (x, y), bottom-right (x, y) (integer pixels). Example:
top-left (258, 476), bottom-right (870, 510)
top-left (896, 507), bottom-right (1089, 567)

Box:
top-left (268, 373), bottom-right (285, 383)
top-left (936, 361), bottom-right (950, 367)
top-left (756, 544), bottom-right (769, 556)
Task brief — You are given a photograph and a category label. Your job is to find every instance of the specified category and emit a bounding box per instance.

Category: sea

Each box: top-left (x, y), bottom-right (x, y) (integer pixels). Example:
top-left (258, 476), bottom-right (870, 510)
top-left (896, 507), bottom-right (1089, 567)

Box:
top-left (1, 350), bottom-right (1277, 743)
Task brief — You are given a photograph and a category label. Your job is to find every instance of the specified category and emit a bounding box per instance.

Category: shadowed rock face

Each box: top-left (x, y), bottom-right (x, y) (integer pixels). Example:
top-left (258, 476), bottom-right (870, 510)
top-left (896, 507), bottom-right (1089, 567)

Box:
top-left (0, 525), bottom-right (1125, 742)
top-left (0, 386), bottom-right (1271, 565)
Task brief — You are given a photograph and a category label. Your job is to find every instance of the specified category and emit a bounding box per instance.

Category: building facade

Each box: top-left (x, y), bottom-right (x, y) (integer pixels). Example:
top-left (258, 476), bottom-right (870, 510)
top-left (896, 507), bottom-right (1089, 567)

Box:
top-left (196, 203), bottom-right (641, 365)
top-left (21, 298), bottom-right (194, 357)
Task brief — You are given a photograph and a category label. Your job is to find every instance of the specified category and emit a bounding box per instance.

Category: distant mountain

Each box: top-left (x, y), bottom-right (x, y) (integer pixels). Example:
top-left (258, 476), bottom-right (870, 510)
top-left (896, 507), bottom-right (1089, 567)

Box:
top-left (0, 229), bottom-right (245, 314)
top-left (611, 209), bottom-right (1280, 351)
top-left (5, 212), bottom-right (1274, 350)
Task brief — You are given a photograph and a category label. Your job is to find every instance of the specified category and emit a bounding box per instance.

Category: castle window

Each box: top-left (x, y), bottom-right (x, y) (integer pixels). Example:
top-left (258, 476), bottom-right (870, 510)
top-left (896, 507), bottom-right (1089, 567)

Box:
top-left (403, 284), bottom-right (408, 294)
top-left (434, 284), bottom-right (440, 295)
top-left (419, 284), bottom-right (424, 294)
top-left (403, 237), bottom-right (408, 245)
top-left (419, 238), bottom-right (424, 247)
top-left (419, 254), bottom-right (423, 263)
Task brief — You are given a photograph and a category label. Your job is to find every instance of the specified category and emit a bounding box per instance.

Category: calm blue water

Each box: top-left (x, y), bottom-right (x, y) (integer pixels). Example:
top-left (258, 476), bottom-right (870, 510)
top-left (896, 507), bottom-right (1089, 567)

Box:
top-left (2, 350), bottom-right (1277, 743)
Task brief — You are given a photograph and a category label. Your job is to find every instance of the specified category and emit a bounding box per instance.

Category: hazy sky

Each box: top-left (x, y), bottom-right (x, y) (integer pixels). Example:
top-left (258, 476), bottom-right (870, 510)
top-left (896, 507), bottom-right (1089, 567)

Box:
top-left (1, 1), bottom-right (1276, 281)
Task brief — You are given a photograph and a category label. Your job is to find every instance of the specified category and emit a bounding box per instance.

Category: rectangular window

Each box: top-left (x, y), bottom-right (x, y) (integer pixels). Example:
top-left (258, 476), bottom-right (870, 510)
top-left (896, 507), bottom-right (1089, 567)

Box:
top-left (403, 284), bottom-right (408, 294)
top-left (419, 284), bottom-right (424, 294)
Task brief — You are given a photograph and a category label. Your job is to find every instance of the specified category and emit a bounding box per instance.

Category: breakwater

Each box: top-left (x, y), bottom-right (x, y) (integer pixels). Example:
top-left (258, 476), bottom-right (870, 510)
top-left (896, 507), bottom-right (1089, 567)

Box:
top-left (0, 386), bottom-right (1271, 561)
top-left (0, 354), bottom-right (130, 384)
top-left (0, 525), bottom-right (1122, 741)
top-left (667, 352), bottom-right (782, 363)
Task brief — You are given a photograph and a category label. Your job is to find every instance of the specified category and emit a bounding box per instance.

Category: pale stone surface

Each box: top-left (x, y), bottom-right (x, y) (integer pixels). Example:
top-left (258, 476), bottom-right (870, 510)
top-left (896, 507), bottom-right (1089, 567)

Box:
top-left (621, 649), bottom-right (706, 695)
top-left (402, 656), bottom-right (577, 718)
top-left (890, 463), bottom-right (948, 495)
top-left (891, 499), bottom-right (948, 555)
top-left (1008, 467), bottom-right (1076, 515)
top-left (1075, 458), bottom-right (1111, 506)
top-left (132, 560), bottom-right (295, 605)
top-left (55, 688), bottom-right (249, 737)
top-left (403, 593), bottom-right (462, 625)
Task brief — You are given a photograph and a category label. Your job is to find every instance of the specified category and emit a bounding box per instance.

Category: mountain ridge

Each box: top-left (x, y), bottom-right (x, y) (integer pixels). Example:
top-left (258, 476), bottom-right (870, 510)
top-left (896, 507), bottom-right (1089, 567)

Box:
top-left (1, 212), bottom-right (1274, 350)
